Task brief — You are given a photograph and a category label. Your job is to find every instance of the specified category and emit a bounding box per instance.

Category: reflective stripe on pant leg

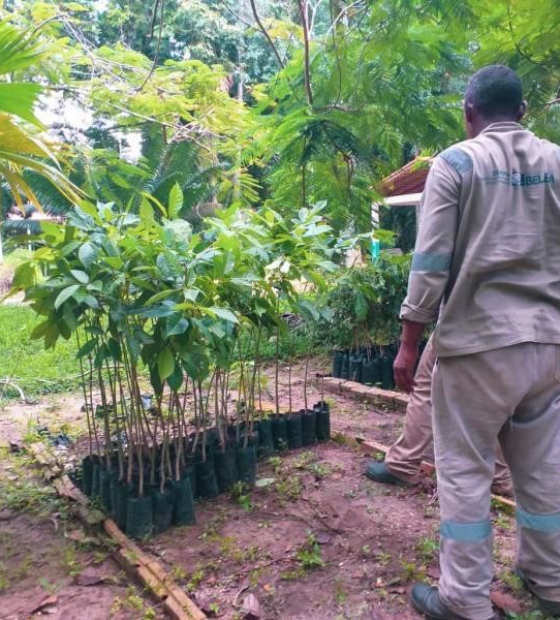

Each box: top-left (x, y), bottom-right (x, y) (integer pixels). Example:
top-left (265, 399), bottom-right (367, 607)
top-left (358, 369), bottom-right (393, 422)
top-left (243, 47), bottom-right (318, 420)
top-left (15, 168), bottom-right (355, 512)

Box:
top-left (516, 506), bottom-right (560, 601)
top-left (499, 344), bottom-right (560, 603)
top-left (441, 519), bottom-right (492, 542)
top-left (432, 351), bottom-right (516, 620)
top-left (439, 518), bottom-right (494, 620)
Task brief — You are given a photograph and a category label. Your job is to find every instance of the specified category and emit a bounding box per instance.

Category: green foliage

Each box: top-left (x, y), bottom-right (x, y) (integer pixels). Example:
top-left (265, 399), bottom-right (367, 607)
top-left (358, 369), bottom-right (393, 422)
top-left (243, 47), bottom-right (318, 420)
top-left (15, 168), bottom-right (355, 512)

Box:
top-left (0, 20), bottom-right (79, 213)
top-left (10, 194), bottom-right (340, 491)
top-left (2, 0), bottom-right (560, 246)
top-left (322, 253), bottom-right (412, 348)
top-left (296, 533), bottom-right (324, 570)
top-left (415, 536), bottom-right (439, 562)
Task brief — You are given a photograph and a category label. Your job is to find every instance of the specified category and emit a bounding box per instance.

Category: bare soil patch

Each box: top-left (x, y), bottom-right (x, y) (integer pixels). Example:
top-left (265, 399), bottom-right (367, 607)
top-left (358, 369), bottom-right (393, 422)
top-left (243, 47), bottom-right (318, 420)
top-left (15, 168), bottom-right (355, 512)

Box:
top-left (0, 511), bottom-right (163, 620)
top-left (141, 442), bottom-right (531, 619)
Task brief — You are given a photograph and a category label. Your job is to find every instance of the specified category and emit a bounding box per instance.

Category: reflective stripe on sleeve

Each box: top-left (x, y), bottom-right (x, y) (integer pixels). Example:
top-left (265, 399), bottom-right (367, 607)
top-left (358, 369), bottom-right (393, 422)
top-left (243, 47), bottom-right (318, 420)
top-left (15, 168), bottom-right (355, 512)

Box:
top-left (411, 252), bottom-right (452, 272)
top-left (440, 147), bottom-right (473, 175)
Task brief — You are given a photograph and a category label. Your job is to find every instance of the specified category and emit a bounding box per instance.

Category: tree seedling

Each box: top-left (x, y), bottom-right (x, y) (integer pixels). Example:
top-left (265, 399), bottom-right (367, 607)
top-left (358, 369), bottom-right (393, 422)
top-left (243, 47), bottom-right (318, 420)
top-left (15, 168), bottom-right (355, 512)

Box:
top-left (296, 533), bottom-right (324, 570)
top-left (415, 536), bottom-right (439, 562)
top-left (334, 580), bottom-right (348, 605)
top-left (399, 559), bottom-right (426, 583)
top-left (187, 565), bottom-right (206, 592)
top-left (231, 481), bottom-right (253, 512)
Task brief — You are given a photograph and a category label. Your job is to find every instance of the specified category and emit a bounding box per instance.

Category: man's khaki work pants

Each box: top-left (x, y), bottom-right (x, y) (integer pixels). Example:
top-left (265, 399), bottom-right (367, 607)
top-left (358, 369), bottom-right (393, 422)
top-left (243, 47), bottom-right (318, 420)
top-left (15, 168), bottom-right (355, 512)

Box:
top-left (434, 342), bottom-right (560, 619)
top-left (385, 337), bottom-right (512, 492)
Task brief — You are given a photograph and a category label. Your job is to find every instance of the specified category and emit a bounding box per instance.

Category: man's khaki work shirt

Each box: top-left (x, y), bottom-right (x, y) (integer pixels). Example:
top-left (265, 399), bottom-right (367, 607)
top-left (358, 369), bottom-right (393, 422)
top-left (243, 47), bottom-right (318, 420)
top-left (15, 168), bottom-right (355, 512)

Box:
top-left (400, 122), bottom-right (560, 357)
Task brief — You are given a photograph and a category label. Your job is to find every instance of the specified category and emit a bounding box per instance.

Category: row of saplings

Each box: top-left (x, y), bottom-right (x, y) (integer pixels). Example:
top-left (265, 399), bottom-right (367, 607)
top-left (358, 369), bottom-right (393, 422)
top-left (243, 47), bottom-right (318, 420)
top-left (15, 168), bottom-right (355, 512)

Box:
top-left (77, 401), bottom-right (331, 539)
top-left (332, 346), bottom-right (396, 390)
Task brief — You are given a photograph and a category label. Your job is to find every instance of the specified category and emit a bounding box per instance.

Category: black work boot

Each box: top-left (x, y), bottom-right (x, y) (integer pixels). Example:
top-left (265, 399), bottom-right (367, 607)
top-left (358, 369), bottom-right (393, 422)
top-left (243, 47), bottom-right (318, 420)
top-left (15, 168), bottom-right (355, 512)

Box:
top-left (364, 461), bottom-right (415, 487)
top-left (516, 569), bottom-right (560, 618)
top-left (410, 583), bottom-right (495, 620)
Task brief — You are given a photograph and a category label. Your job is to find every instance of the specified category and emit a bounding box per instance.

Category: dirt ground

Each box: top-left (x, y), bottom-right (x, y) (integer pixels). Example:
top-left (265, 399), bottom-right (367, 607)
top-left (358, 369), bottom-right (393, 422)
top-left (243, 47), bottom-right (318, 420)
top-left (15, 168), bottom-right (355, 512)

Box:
top-left (0, 509), bottom-right (164, 619)
top-left (0, 412), bottom-right (163, 620)
top-left (140, 441), bottom-right (530, 620)
top-left (0, 358), bottom-right (537, 619)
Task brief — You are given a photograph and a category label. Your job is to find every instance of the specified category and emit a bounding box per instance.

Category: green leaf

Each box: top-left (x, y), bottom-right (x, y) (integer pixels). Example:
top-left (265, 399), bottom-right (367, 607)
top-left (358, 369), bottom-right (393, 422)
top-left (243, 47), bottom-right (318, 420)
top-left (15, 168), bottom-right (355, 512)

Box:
top-left (70, 269), bottom-right (89, 284)
top-left (30, 319), bottom-right (50, 340)
top-left (145, 289), bottom-right (177, 305)
top-left (166, 314), bottom-right (189, 337)
top-left (158, 347), bottom-right (175, 381)
top-left (77, 339), bottom-right (97, 358)
top-left (0, 21), bottom-right (45, 75)
top-left (167, 362), bottom-right (184, 392)
top-left (150, 364), bottom-right (163, 396)
top-left (139, 198), bottom-right (153, 223)
top-left (78, 242), bottom-right (97, 269)
top-left (184, 288), bottom-right (202, 303)
top-left (55, 284), bottom-right (80, 310)
top-left (0, 83), bottom-right (43, 126)
top-left (208, 306), bottom-right (238, 324)
top-left (108, 338), bottom-right (122, 362)
top-left (104, 256), bottom-right (123, 269)
top-left (11, 262), bottom-right (35, 289)
top-left (66, 2), bottom-right (89, 11)
top-left (168, 183), bottom-right (183, 219)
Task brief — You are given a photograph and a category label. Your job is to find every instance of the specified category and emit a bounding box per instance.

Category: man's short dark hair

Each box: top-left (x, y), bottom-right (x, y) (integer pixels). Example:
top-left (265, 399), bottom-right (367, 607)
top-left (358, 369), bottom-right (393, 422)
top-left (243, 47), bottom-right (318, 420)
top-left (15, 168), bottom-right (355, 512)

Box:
top-left (465, 65), bottom-right (523, 118)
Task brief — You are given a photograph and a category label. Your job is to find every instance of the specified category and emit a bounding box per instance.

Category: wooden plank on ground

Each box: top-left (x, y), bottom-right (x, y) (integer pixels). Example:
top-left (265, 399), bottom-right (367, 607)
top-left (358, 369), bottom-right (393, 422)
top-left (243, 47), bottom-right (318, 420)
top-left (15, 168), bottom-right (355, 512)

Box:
top-left (26, 444), bottom-right (207, 620)
top-left (322, 377), bottom-right (409, 411)
top-left (54, 475), bottom-right (90, 506)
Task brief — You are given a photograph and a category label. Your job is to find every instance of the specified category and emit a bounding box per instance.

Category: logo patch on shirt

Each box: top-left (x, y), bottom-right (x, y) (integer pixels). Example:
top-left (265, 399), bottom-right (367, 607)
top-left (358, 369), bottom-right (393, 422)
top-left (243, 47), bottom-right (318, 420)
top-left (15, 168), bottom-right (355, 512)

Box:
top-left (482, 169), bottom-right (555, 187)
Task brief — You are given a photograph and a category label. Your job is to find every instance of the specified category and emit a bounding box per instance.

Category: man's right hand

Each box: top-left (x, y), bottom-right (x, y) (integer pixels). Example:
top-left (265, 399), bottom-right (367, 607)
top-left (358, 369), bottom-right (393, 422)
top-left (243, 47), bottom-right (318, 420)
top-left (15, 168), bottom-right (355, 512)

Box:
top-left (394, 319), bottom-right (425, 393)
top-left (394, 342), bottom-right (419, 393)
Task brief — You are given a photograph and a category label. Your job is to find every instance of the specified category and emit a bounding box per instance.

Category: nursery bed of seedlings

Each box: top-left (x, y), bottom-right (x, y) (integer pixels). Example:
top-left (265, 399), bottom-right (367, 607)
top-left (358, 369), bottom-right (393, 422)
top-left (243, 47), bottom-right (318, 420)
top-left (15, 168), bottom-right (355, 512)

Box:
top-left (74, 394), bottom-right (333, 541)
top-left (68, 355), bottom-right (413, 544)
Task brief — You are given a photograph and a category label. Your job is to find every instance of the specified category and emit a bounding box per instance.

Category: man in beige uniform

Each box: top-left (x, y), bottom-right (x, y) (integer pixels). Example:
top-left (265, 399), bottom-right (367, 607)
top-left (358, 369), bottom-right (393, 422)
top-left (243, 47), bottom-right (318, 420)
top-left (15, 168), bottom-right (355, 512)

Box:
top-left (365, 335), bottom-right (513, 496)
top-left (393, 65), bottom-right (560, 620)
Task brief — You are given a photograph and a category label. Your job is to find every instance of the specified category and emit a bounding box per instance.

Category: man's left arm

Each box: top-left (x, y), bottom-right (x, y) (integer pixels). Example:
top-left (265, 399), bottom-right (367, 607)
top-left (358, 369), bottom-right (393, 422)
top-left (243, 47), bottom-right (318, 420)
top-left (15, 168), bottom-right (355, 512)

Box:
top-left (394, 152), bottom-right (463, 392)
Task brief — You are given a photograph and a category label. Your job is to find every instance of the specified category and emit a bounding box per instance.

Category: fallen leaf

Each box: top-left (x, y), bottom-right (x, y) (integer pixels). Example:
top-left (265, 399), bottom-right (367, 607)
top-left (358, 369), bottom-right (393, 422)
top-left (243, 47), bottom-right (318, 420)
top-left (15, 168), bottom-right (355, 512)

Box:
top-left (30, 595), bottom-right (58, 615)
top-left (75, 566), bottom-right (110, 587)
top-left (255, 478), bottom-right (275, 488)
top-left (9, 440), bottom-right (22, 453)
top-left (67, 529), bottom-right (87, 543)
top-left (241, 593), bottom-right (260, 619)
top-left (315, 532), bottom-right (332, 545)
top-left (385, 576), bottom-right (401, 587)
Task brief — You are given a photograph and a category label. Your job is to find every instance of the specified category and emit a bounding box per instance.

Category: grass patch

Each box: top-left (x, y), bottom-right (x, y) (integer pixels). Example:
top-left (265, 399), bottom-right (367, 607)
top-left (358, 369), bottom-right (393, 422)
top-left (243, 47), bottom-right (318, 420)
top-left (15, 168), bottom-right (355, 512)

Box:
top-left (0, 303), bottom-right (328, 401)
top-left (0, 304), bottom-right (80, 398)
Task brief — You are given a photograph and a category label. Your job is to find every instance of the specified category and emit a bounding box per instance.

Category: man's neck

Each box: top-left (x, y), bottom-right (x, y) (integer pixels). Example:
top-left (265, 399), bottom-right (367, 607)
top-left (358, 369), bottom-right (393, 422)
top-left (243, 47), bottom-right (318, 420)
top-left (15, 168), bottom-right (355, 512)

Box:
top-left (472, 116), bottom-right (520, 137)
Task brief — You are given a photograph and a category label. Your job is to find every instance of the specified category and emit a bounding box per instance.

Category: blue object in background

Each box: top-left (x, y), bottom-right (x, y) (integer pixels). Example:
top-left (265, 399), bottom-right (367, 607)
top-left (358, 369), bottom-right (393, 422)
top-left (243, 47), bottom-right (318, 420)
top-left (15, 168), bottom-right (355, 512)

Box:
top-left (371, 238), bottom-right (380, 261)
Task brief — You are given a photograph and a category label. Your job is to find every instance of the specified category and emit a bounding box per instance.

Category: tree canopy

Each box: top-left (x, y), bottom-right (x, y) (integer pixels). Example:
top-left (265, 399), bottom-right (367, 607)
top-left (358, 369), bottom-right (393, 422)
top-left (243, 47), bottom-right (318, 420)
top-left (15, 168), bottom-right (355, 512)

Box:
top-left (0, 0), bottom-right (558, 237)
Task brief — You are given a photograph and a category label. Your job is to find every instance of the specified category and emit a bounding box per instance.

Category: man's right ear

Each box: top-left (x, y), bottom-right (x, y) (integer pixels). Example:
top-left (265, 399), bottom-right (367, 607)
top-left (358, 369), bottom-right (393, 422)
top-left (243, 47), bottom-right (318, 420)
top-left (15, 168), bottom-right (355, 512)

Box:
top-left (517, 100), bottom-right (528, 121)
